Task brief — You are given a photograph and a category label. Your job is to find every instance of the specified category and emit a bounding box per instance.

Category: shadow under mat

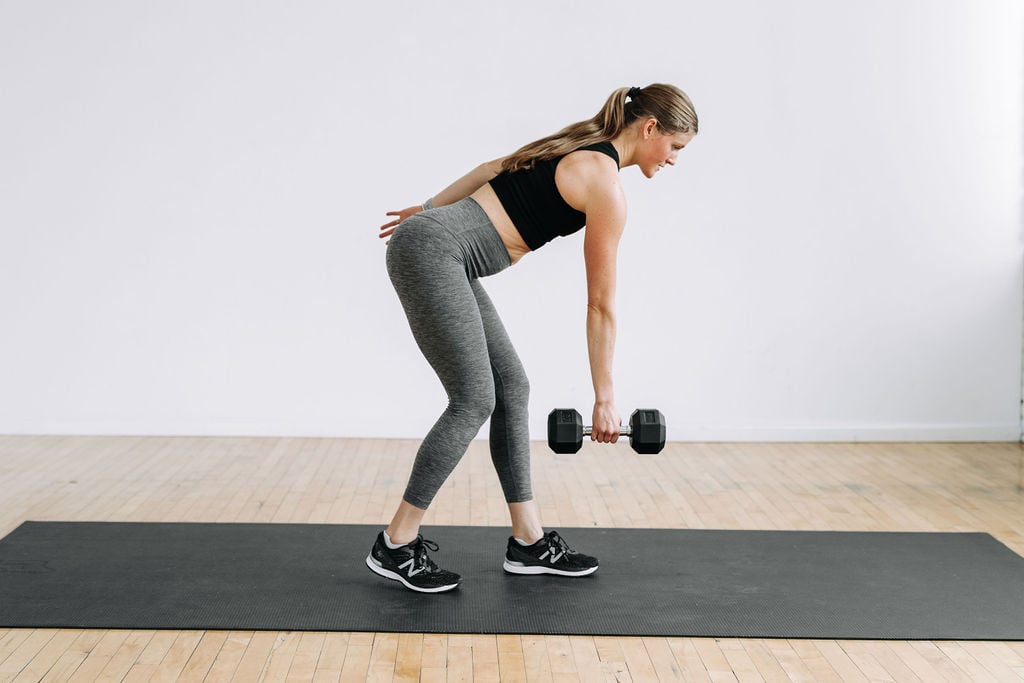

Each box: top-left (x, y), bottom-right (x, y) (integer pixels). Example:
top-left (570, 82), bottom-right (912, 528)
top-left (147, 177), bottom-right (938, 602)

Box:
top-left (1, 522), bottom-right (1022, 640)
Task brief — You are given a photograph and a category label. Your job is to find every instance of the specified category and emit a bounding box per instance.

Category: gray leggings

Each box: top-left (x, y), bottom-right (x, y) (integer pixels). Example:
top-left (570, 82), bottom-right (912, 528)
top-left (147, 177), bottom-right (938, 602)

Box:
top-left (386, 197), bottom-right (532, 509)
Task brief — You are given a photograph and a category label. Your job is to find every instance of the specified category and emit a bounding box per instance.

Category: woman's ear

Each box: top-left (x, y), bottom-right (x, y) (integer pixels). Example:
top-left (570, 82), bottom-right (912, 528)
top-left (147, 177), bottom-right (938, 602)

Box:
top-left (643, 117), bottom-right (659, 139)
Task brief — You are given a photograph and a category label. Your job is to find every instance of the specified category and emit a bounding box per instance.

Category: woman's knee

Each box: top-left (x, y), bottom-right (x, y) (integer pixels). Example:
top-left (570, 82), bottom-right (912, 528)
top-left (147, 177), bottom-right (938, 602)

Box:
top-left (494, 358), bottom-right (530, 412)
top-left (449, 380), bottom-right (497, 427)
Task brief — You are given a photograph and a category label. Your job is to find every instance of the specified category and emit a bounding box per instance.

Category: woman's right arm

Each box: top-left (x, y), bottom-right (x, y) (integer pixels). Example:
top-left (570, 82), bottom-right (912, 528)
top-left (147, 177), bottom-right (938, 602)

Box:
top-left (378, 157), bottom-right (507, 241)
top-left (580, 169), bottom-right (628, 443)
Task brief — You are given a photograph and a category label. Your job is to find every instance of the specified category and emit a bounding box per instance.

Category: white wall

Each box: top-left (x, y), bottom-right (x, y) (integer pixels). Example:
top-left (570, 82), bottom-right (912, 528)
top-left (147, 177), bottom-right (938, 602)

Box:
top-left (0, 0), bottom-right (1021, 441)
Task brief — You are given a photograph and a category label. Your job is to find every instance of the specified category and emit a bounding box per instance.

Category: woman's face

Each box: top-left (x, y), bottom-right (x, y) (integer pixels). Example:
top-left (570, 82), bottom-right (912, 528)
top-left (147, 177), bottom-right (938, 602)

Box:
top-left (637, 126), bottom-right (695, 179)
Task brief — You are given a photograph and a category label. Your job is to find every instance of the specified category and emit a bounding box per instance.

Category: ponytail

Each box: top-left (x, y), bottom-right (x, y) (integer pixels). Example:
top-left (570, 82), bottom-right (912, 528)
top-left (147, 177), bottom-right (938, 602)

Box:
top-left (500, 84), bottom-right (698, 173)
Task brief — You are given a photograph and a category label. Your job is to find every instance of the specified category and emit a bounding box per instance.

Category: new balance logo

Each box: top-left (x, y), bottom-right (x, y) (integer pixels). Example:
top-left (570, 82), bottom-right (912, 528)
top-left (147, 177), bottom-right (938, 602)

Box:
top-left (399, 558), bottom-right (424, 577)
top-left (539, 550), bottom-right (565, 564)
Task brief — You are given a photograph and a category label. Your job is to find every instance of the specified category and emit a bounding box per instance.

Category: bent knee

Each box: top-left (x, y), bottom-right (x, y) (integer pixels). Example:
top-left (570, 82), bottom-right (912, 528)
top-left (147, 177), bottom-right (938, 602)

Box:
top-left (449, 392), bottom-right (497, 426)
top-left (495, 362), bottom-right (530, 408)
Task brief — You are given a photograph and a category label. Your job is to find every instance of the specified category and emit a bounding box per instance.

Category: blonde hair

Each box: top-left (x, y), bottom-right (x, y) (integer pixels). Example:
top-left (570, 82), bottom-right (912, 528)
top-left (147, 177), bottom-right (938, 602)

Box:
top-left (501, 84), bottom-right (698, 172)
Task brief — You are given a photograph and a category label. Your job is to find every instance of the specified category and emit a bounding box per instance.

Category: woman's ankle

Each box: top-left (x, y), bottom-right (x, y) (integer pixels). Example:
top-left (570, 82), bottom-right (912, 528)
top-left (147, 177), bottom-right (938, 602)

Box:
top-left (386, 499), bottom-right (428, 545)
top-left (508, 500), bottom-right (544, 544)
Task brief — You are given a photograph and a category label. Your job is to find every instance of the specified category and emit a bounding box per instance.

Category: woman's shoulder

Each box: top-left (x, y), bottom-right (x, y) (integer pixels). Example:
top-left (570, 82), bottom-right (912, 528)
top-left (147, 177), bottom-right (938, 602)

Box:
top-left (558, 145), bottom-right (621, 184)
top-left (556, 145), bottom-right (625, 215)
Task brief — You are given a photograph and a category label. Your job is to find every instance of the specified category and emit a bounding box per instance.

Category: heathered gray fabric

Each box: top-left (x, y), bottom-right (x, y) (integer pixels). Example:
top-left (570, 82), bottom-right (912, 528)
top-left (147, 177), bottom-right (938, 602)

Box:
top-left (386, 198), bottom-right (532, 509)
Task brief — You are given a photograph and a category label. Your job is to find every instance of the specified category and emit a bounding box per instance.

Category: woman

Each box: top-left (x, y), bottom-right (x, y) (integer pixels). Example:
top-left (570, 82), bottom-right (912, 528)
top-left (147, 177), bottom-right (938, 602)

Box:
top-left (372, 84), bottom-right (698, 592)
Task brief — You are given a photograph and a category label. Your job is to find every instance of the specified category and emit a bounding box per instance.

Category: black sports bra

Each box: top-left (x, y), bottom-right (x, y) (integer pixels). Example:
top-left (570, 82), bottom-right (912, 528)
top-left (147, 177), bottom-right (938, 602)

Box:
top-left (488, 141), bottom-right (620, 251)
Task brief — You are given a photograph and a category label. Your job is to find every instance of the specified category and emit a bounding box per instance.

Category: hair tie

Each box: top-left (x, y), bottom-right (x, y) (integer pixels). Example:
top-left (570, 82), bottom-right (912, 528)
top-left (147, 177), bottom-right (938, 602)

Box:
top-left (627, 86), bottom-right (642, 100)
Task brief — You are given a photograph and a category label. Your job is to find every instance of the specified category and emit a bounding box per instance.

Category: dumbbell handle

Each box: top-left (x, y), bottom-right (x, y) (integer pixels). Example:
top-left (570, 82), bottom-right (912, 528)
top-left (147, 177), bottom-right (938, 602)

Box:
top-left (582, 425), bottom-right (632, 437)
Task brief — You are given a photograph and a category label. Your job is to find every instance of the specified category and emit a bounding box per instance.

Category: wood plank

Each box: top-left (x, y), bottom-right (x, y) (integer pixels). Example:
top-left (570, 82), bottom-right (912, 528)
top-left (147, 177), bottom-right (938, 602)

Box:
top-left (692, 638), bottom-right (735, 679)
top-left (666, 639), bottom-right (712, 682)
top-left (93, 630), bottom-right (156, 682)
top-left (10, 629), bottom-right (79, 683)
top-left (67, 631), bottom-right (132, 683)
top-left (38, 631), bottom-right (106, 683)
top-left (392, 632), bottom-right (423, 683)
top-left (202, 631), bottom-right (252, 683)
top-left (338, 632), bottom-right (373, 682)
top-left (259, 631), bottom-right (303, 683)
top-left (285, 631), bottom-right (326, 682)
top-left (811, 641), bottom-right (869, 683)
top-left (521, 635), bottom-right (553, 682)
top-left (310, 632), bottom-right (348, 682)
top-left (566, 636), bottom-right (602, 682)
top-left (230, 631), bottom-right (280, 683)
top-left (716, 638), bottom-right (768, 683)
top-left (594, 636), bottom-right (632, 682)
top-left (366, 632), bottom-right (398, 683)
top-left (0, 629), bottom-right (57, 680)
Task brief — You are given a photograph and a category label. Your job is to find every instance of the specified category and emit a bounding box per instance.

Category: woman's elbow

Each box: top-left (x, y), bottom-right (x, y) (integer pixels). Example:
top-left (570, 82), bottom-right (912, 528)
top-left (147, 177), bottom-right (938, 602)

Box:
top-left (586, 301), bottom-right (616, 320)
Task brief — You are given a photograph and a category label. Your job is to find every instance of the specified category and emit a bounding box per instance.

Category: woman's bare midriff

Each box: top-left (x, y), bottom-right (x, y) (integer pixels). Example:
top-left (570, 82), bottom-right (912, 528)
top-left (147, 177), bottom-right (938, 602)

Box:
top-left (470, 184), bottom-right (531, 265)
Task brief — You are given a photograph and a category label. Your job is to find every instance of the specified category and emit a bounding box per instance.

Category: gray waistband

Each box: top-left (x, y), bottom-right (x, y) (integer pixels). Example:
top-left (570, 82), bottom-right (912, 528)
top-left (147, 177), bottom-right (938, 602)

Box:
top-left (414, 198), bottom-right (512, 279)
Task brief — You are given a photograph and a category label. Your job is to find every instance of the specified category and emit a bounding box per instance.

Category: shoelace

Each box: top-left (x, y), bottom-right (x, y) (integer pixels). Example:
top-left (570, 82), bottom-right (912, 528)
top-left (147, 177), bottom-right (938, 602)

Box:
top-left (545, 531), bottom-right (573, 556)
top-left (409, 536), bottom-right (441, 573)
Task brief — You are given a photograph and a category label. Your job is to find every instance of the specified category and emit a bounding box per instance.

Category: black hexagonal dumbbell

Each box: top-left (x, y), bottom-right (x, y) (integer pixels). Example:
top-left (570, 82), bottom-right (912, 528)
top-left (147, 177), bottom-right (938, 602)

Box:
top-left (547, 408), bottom-right (666, 454)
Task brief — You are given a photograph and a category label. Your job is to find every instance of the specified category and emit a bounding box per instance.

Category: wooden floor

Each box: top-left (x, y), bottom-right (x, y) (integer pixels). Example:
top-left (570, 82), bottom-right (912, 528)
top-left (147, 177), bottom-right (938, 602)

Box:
top-left (0, 436), bottom-right (1022, 682)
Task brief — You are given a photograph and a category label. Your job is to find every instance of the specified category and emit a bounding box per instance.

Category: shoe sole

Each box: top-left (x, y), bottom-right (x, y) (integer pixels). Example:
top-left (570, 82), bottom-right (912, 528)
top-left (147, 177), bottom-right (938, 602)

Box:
top-left (503, 560), bottom-right (599, 577)
top-left (365, 554), bottom-right (461, 593)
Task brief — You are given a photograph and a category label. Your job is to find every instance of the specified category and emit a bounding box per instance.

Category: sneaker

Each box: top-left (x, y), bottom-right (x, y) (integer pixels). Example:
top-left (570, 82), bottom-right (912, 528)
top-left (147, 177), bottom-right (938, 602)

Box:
top-left (503, 530), bottom-right (599, 577)
top-left (365, 532), bottom-right (462, 593)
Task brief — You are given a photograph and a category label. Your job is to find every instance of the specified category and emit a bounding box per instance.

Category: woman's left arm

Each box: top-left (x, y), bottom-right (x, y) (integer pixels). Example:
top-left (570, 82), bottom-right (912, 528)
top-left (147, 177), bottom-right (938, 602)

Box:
top-left (428, 156), bottom-right (507, 208)
top-left (379, 157), bottom-right (507, 241)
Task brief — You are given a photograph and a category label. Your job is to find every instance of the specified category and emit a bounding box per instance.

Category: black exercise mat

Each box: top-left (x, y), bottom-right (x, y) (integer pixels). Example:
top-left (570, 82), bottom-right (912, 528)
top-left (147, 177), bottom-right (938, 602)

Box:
top-left (1, 522), bottom-right (1023, 639)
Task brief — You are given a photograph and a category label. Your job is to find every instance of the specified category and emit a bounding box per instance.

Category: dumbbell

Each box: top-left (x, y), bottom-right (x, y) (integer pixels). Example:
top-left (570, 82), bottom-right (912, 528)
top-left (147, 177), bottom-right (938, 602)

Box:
top-left (547, 408), bottom-right (666, 454)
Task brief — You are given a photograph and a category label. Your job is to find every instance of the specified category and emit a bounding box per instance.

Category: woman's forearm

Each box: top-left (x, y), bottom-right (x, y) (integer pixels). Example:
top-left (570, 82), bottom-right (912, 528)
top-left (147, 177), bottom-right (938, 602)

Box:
top-left (586, 305), bottom-right (616, 404)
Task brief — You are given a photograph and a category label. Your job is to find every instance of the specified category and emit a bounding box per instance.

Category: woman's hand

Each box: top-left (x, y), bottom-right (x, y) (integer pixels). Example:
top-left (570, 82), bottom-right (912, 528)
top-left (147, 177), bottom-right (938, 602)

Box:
top-left (379, 205), bottom-right (423, 243)
top-left (591, 401), bottom-right (622, 444)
